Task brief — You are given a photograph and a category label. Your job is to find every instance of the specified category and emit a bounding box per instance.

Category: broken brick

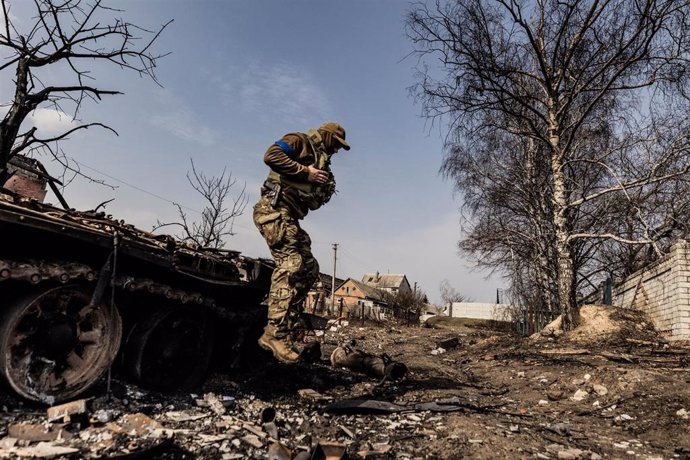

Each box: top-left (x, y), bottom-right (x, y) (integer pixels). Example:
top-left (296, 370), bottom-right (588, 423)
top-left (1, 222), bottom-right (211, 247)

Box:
top-left (47, 399), bottom-right (89, 423)
top-left (8, 422), bottom-right (73, 442)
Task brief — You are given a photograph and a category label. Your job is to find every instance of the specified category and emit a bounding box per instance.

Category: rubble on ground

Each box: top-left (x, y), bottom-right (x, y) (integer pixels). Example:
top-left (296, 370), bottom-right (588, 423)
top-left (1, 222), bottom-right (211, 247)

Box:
top-left (0, 309), bottom-right (688, 459)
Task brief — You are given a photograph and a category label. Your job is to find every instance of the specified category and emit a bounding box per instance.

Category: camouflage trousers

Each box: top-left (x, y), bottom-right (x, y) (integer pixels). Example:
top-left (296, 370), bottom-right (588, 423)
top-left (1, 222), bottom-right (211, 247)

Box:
top-left (253, 195), bottom-right (319, 339)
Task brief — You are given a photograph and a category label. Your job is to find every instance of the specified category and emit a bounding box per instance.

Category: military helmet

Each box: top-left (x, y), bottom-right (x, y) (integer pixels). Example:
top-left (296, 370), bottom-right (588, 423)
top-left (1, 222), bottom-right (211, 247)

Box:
top-left (319, 122), bottom-right (351, 151)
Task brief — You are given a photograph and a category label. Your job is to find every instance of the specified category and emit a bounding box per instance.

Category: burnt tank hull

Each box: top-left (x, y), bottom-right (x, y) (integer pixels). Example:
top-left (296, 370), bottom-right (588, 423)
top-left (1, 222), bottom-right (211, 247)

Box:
top-left (0, 194), bottom-right (272, 403)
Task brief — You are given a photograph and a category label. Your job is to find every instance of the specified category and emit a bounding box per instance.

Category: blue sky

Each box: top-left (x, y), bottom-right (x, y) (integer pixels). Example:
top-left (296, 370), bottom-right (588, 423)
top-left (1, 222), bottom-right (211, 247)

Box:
top-left (1, 0), bottom-right (500, 304)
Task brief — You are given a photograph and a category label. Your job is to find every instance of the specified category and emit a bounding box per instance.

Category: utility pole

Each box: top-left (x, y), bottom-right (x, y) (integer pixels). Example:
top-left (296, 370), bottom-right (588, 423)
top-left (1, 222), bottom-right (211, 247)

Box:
top-left (331, 243), bottom-right (338, 311)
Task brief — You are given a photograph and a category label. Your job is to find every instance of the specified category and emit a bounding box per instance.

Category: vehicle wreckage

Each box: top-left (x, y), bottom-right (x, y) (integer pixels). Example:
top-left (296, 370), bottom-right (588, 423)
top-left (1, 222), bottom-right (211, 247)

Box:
top-left (0, 158), bottom-right (274, 403)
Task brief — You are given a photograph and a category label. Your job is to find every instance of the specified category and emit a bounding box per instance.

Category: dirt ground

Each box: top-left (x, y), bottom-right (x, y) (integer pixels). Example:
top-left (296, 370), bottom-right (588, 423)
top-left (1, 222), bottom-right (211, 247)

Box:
top-left (1, 306), bottom-right (689, 459)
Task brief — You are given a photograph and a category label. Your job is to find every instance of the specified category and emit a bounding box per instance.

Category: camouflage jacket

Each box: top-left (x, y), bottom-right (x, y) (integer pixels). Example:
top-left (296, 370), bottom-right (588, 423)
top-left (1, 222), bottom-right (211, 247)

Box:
top-left (263, 129), bottom-right (336, 219)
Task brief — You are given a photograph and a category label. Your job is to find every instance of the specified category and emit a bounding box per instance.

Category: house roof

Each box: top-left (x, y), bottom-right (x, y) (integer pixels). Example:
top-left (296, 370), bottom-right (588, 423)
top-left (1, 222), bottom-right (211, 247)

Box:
top-left (311, 273), bottom-right (345, 293)
top-left (341, 278), bottom-right (386, 301)
top-left (361, 273), bottom-right (408, 290)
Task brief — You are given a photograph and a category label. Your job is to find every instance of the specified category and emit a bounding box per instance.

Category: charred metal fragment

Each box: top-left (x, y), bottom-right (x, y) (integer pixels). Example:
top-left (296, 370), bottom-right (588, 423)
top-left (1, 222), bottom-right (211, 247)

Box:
top-left (323, 397), bottom-right (474, 415)
top-left (323, 399), bottom-right (408, 415)
top-left (311, 441), bottom-right (347, 460)
top-left (330, 345), bottom-right (407, 381)
top-left (260, 407), bottom-right (277, 423)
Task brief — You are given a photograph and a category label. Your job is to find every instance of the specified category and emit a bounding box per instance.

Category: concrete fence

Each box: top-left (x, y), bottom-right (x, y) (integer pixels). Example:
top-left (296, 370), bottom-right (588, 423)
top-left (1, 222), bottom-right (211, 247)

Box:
top-left (447, 302), bottom-right (512, 321)
top-left (611, 240), bottom-right (690, 341)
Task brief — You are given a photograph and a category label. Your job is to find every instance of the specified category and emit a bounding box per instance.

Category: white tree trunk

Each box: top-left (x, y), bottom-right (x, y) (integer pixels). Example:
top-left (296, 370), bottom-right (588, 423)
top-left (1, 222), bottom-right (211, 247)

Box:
top-left (549, 107), bottom-right (578, 330)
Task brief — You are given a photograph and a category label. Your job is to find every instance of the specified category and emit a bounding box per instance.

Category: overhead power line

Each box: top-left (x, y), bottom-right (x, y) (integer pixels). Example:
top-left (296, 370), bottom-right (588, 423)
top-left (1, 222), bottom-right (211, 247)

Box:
top-left (69, 158), bottom-right (259, 234)
top-left (72, 159), bottom-right (203, 215)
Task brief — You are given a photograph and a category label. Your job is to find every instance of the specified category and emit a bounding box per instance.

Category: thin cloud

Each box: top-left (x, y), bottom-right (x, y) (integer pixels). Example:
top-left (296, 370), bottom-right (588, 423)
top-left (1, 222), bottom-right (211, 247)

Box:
top-left (29, 108), bottom-right (76, 136)
top-left (221, 62), bottom-right (331, 124)
top-left (149, 91), bottom-right (217, 146)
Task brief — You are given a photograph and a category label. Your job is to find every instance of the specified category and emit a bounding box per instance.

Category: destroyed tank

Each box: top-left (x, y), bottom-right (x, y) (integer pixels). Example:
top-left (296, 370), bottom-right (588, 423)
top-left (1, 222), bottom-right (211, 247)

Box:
top-left (0, 172), bottom-right (273, 404)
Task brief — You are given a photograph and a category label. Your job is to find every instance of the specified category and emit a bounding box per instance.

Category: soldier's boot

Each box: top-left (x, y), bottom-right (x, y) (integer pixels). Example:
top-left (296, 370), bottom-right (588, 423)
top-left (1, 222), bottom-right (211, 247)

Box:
top-left (258, 325), bottom-right (300, 364)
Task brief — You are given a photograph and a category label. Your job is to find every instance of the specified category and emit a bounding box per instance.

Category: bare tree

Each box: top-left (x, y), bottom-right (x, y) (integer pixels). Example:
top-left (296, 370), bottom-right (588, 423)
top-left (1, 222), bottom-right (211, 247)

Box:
top-left (439, 279), bottom-right (468, 305)
top-left (154, 160), bottom-right (248, 249)
top-left (408, 0), bottom-right (690, 330)
top-left (380, 289), bottom-right (428, 324)
top-left (0, 0), bottom-right (170, 184)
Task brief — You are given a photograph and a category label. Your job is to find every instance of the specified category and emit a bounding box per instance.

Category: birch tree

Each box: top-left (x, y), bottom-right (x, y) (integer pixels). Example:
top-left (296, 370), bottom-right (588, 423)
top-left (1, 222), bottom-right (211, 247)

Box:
top-left (408, 0), bottom-right (690, 329)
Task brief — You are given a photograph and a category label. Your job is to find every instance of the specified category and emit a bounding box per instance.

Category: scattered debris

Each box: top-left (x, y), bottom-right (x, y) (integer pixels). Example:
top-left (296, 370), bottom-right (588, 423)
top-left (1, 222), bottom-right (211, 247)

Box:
top-left (117, 412), bottom-right (162, 436)
top-left (267, 441), bottom-right (292, 460)
top-left (264, 421), bottom-right (279, 440)
top-left (8, 422), bottom-right (72, 442)
top-left (203, 392), bottom-right (228, 416)
top-left (164, 411), bottom-right (210, 423)
top-left (591, 384), bottom-right (608, 396)
top-left (599, 352), bottom-right (638, 364)
top-left (330, 345), bottom-right (407, 380)
top-left (338, 424), bottom-right (355, 438)
top-left (546, 390), bottom-right (566, 401)
top-left (547, 423), bottom-right (571, 437)
top-left (241, 434), bottom-right (263, 449)
top-left (0, 312), bottom-right (686, 459)
top-left (46, 399), bottom-right (89, 423)
top-left (312, 441), bottom-right (347, 460)
top-left (571, 389), bottom-right (589, 402)
top-left (297, 389), bottom-right (333, 402)
top-left (540, 348), bottom-right (590, 356)
top-left (557, 447), bottom-right (585, 459)
top-left (437, 336), bottom-right (460, 349)
top-left (7, 441), bottom-right (80, 458)
top-left (323, 398), bottom-right (407, 415)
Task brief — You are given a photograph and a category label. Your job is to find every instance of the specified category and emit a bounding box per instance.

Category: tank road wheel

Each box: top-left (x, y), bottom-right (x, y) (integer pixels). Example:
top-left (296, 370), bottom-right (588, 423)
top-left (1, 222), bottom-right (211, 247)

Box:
top-left (123, 307), bottom-right (215, 392)
top-left (0, 285), bottom-right (122, 403)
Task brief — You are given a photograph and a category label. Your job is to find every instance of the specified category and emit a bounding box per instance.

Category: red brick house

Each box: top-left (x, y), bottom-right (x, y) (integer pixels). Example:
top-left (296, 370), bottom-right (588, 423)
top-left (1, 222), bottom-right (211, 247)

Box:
top-left (333, 278), bottom-right (389, 320)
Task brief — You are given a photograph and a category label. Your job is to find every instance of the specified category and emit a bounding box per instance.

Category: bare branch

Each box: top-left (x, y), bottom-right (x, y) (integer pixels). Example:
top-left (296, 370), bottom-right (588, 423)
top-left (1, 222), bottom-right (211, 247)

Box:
top-left (153, 159), bottom-right (248, 249)
top-left (0, 0), bottom-right (168, 185)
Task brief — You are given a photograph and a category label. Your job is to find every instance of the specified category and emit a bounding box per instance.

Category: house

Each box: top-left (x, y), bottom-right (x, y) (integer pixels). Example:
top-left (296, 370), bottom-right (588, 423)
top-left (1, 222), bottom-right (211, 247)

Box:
top-left (333, 278), bottom-right (389, 320)
top-left (361, 272), bottom-right (412, 295)
top-left (304, 273), bottom-right (344, 314)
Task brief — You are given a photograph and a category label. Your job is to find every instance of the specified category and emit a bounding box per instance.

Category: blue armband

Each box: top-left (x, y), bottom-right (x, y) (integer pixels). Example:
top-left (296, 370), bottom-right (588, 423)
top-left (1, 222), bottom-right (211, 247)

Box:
top-left (274, 140), bottom-right (295, 156)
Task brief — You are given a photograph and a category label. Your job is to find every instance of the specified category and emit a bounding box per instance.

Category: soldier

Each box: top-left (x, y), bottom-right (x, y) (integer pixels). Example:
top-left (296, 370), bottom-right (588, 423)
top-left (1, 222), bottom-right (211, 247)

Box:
top-left (253, 122), bottom-right (350, 363)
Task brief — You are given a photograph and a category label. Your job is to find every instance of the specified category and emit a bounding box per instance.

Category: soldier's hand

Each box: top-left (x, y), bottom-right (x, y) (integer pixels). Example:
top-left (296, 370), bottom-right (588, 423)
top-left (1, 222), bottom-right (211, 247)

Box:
top-left (307, 165), bottom-right (328, 184)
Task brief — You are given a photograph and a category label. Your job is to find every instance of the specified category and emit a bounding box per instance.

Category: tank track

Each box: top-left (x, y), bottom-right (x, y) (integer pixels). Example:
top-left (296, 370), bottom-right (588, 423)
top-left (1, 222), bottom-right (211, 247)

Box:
top-left (0, 258), bottom-right (249, 321)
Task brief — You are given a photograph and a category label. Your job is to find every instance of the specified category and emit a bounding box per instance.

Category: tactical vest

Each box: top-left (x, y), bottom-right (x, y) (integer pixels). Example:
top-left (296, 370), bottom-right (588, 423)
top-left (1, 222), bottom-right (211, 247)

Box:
top-left (267, 129), bottom-right (336, 211)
